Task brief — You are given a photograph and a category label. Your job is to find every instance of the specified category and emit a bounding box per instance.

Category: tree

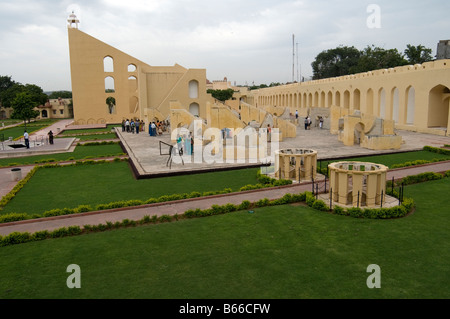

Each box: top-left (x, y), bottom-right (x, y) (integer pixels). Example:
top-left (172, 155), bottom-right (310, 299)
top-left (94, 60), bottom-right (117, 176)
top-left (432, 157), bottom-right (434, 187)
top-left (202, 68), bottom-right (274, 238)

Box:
top-left (106, 96), bottom-right (116, 114)
top-left (351, 45), bottom-right (408, 73)
top-left (207, 88), bottom-right (234, 102)
top-left (404, 44), bottom-right (433, 64)
top-left (311, 46), bottom-right (361, 79)
top-left (48, 91), bottom-right (72, 99)
top-left (11, 92), bottom-right (40, 127)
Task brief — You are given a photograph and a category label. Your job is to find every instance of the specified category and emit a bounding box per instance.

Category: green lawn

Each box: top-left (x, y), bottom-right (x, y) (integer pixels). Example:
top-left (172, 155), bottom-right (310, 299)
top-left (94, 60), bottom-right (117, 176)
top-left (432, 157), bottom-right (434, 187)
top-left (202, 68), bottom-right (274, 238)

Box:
top-left (320, 150), bottom-right (450, 168)
top-left (1, 162), bottom-right (260, 215)
top-left (0, 178), bottom-right (448, 299)
top-left (60, 124), bottom-right (120, 135)
top-left (56, 133), bottom-right (118, 141)
top-left (0, 119), bottom-right (59, 140)
top-left (0, 143), bottom-right (125, 167)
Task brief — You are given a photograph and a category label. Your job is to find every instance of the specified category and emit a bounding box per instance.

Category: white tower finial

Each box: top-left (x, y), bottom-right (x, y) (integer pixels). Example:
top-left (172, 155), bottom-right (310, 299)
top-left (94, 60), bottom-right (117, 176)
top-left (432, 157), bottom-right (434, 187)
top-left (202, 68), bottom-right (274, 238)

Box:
top-left (68, 11), bottom-right (80, 29)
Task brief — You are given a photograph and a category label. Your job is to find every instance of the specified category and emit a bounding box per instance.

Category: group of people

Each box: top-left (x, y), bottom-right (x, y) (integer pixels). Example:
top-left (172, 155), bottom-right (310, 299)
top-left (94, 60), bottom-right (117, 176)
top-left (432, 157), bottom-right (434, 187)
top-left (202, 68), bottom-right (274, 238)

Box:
top-left (122, 119), bottom-right (145, 134)
top-left (303, 114), bottom-right (324, 130)
top-left (149, 120), bottom-right (169, 137)
top-left (22, 130), bottom-right (54, 149)
top-left (176, 132), bottom-right (194, 156)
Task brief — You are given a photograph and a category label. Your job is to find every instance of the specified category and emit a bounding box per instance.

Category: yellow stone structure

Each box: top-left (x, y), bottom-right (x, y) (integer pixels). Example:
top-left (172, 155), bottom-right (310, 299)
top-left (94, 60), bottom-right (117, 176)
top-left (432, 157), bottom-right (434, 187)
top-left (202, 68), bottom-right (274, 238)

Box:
top-left (250, 60), bottom-right (450, 137)
top-left (328, 161), bottom-right (387, 207)
top-left (67, 16), bottom-right (208, 126)
top-left (274, 148), bottom-right (318, 181)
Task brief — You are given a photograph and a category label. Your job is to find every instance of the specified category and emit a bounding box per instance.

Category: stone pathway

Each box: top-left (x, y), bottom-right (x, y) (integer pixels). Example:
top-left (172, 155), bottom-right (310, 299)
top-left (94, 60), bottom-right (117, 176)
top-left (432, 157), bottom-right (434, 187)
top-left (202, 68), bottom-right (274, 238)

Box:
top-left (0, 120), bottom-right (449, 236)
top-left (0, 160), bottom-right (449, 236)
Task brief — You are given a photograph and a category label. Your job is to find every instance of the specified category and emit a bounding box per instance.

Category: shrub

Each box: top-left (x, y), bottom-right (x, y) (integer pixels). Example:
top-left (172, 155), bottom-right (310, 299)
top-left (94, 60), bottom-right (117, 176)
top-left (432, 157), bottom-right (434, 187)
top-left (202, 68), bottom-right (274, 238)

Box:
top-left (312, 199), bottom-right (329, 212)
top-left (0, 213), bottom-right (28, 223)
top-left (238, 200), bottom-right (251, 210)
top-left (0, 232), bottom-right (32, 246)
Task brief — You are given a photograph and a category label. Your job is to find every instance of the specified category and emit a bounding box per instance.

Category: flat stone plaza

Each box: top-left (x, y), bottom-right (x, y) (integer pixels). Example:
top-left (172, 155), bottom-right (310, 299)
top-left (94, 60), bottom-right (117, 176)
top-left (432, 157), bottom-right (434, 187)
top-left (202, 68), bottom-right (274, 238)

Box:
top-left (117, 124), bottom-right (450, 177)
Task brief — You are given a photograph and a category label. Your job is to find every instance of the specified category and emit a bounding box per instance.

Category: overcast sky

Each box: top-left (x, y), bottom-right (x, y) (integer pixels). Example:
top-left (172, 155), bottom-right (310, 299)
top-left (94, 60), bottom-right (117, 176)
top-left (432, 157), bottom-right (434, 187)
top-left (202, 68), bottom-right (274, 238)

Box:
top-left (0, 0), bottom-right (449, 92)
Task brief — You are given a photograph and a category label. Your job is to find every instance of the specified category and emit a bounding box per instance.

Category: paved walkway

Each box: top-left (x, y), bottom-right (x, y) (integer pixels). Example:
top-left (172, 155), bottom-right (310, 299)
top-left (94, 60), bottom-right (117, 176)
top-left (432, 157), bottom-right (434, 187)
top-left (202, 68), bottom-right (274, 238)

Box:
top-left (0, 160), bottom-right (449, 236)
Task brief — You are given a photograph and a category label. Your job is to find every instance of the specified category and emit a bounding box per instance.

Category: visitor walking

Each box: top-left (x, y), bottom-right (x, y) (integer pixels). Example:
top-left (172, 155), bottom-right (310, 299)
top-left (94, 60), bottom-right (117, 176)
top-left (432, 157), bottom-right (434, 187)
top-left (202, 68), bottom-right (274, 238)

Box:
top-left (125, 119), bottom-right (130, 132)
top-left (136, 120), bottom-right (140, 134)
top-left (319, 117), bottom-right (324, 129)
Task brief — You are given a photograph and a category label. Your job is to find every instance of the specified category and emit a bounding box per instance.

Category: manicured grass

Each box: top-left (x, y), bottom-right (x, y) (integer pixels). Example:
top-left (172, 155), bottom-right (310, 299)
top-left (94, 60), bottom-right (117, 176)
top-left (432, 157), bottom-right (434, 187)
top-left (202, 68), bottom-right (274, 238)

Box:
top-left (0, 143), bottom-right (125, 167)
top-left (0, 119), bottom-right (59, 140)
top-left (0, 178), bottom-right (448, 299)
top-left (60, 124), bottom-right (120, 135)
top-left (1, 162), bottom-right (260, 215)
top-left (56, 133), bottom-right (118, 141)
top-left (320, 150), bottom-right (450, 168)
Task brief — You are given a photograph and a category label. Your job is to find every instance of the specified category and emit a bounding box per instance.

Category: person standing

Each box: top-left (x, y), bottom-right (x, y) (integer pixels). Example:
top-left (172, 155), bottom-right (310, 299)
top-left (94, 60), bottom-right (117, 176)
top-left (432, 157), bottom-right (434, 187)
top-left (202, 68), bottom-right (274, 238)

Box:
top-left (24, 130), bottom-right (30, 148)
top-left (48, 130), bottom-right (54, 144)
top-left (136, 120), bottom-right (140, 134)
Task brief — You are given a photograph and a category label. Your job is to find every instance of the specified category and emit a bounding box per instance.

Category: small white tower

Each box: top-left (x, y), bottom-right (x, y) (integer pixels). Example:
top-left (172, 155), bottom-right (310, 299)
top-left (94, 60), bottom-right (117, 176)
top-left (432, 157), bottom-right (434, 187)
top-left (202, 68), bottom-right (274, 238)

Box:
top-left (67, 11), bottom-right (80, 29)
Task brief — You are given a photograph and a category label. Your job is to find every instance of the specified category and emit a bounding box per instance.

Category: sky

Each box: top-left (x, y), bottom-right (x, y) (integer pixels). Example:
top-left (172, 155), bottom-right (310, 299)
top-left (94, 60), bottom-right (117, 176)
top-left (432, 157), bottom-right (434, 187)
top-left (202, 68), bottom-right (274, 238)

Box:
top-left (0, 0), bottom-right (449, 92)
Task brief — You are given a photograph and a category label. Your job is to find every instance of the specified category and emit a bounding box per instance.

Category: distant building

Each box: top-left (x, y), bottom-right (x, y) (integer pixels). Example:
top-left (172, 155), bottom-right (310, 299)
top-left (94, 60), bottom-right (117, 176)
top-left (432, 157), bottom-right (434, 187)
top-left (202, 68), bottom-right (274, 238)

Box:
top-left (436, 40), bottom-right (450, 60)
top-left (36, 98), bottom-right (73, 120)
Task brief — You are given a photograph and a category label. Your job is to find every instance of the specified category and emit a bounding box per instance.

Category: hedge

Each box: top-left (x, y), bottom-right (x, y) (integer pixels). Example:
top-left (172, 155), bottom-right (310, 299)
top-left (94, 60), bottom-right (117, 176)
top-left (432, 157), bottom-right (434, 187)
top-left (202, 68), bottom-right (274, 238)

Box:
top-left (0, 188), bottom-right (417, 247)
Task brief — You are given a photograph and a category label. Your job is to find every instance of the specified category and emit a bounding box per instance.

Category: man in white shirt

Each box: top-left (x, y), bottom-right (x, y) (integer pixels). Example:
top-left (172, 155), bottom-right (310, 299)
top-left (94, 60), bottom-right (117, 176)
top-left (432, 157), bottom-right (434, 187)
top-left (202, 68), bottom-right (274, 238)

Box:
top-left (24, 130), bottom-right (29, 149)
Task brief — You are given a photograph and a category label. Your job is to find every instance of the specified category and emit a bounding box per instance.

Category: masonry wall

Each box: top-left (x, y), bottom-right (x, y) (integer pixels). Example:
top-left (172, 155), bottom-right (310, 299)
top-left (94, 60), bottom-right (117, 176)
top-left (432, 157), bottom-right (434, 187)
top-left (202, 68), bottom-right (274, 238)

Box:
top-left (250, 60), bottom-right (450, 136)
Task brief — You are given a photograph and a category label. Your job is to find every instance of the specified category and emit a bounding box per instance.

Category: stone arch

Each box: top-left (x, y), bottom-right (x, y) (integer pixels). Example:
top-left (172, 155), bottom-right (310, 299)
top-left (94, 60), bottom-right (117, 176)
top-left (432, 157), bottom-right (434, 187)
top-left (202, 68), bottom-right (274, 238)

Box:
top-left (128, 63), bottom-right (137, 72)
top-left (87, 118), bottom-right (96, 124)
top-left (391, 87), bottom-right (399, 123)
top-left (343, 90), bottom-right (350, 109)
top-left (327, 91), bottom-right (333, 107)
top-left (320, 91), bottom-right (326, 107)
top-left (308, 93), bottom-right (313, 107)
top-left (128, 76), bottom-right (137, 93)
top-left (354, 122), bottom-right (365, 145)
top-left (189, 102), bottom-right (200, 117)
top-left (379, 88), bottom-right (386, 118)
top-left (353, 89), bottom-right (361, 110)
top-left (103, 56), bottom-right (114, 73)
top-left (314, 92), bottom-right (319, 107)
top-left (129, 96), bottom-right (139, 114)
top-left (428, 84), bottom-right (450, 128)
top-left (335, 91), bottom-right (341, 107)
top-left (41, 110), bottom-right (48, 118)
top-left (189, 80), bottom-right (199, 99)
top-left (406, 86), bottom-right (415, 125)
top-left (366, 89), bottom-right (374, 115)
top-left (105, 76), bottom-right (115, 93)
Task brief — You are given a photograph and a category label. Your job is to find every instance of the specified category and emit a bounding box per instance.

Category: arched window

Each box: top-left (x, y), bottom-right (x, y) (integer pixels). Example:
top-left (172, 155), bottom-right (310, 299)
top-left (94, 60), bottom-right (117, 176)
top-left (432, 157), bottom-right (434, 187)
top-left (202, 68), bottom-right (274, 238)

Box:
top-left (379, 88), bottom-right (386, 118)
top-left (128, 76), bottom-right (138, 92)
top-left (189, 103), bottom-right (200, 116)
top-left (128, 64), bottom-right (137, 72)
top-left (103, 56), bottom-right (114, 72)
top-left (105, 76), bottom-right (115, 93)
top-left (406, 86), bottom-right (415, 124)
top-left (392, 87), bottom-right (399, 123)
top-left (106, 96), bottom-right (116, 114)
top-left (189, 80), bottom-right (199, 99)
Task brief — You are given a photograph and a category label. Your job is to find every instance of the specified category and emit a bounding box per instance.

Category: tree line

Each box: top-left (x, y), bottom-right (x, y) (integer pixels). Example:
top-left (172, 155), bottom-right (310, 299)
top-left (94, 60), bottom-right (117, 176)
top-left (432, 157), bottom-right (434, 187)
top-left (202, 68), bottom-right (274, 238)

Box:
top-left (0, 75), bottom-right (72, 124)
top-left (311, 44), bottom-right (433, 80)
